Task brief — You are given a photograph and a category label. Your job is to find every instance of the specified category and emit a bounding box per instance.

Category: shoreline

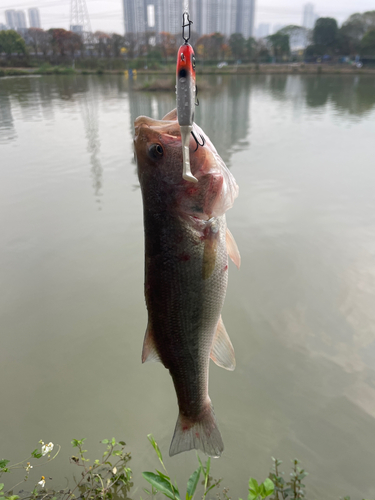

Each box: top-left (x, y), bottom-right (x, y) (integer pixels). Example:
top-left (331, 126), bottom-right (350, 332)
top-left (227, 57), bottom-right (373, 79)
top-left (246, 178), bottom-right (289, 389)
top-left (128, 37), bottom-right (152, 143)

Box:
top-left (1, 63), bottom-right (375, 78)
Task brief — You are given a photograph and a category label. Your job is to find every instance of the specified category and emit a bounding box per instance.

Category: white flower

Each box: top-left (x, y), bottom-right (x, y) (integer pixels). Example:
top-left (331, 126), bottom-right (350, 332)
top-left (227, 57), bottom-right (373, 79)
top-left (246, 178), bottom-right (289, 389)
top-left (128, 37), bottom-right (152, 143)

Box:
top-left (38, 476), bottom-right (46, 488)
top-left (26, 462), bottom-right (33, 472)
top-left (41, 442), bottom-right (54, 456)
top-left (112, 467), bottom-right (117, 475)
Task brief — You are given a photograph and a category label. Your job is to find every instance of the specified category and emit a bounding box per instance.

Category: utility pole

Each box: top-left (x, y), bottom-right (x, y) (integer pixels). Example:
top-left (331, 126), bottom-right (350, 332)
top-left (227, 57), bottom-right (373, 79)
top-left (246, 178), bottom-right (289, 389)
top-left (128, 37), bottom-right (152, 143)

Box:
top-left (70, 0), bottom-right (92, 44)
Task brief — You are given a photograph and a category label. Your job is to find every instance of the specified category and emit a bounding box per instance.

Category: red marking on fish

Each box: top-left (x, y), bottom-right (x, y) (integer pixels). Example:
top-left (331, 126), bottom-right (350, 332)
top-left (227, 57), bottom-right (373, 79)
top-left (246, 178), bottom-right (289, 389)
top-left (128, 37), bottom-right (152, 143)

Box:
top-left (179, 253), bottom-right (190, 261)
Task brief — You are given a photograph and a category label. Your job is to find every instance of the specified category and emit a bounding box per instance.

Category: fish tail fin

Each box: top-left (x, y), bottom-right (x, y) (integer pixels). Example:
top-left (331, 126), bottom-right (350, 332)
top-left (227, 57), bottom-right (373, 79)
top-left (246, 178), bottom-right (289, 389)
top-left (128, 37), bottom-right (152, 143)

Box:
top-left (169, 401), bottom-right (224, 458)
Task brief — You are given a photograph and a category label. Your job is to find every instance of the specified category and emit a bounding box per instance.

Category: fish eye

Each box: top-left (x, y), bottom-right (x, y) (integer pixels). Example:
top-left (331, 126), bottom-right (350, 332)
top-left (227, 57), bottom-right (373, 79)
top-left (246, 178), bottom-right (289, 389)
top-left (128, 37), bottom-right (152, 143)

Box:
top-left (148, 143), bottom-right (164, 160)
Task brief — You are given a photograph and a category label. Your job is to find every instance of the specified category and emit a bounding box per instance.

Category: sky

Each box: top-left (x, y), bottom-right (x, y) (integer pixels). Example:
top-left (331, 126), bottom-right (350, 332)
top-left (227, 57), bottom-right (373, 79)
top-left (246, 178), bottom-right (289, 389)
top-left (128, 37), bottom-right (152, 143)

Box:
top-left (1, 0), bottom-right (374, 34)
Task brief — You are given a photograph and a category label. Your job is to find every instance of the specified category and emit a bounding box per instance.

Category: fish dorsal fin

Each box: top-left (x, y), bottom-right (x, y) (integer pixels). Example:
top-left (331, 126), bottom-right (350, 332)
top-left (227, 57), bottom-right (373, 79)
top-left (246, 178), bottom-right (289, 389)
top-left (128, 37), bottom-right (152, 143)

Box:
top-left (226, 228), bottom-right (241, 269)
top-left (142, 323), bottom-right (161, 363)
top-left (210, 316), bottom-right (236, 371)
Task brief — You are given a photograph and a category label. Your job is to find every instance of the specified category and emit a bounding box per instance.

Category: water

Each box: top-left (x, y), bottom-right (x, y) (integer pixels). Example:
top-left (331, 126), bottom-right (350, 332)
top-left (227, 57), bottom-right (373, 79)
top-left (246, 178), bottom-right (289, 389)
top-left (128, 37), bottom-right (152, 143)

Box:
top-left (1, 73), bottom-right (375, 499)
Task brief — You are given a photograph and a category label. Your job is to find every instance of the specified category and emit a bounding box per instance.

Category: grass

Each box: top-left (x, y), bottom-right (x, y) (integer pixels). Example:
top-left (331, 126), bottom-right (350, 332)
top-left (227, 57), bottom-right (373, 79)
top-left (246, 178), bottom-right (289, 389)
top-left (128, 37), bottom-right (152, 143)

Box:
top-left (35, 63), bottom-right (76, 75)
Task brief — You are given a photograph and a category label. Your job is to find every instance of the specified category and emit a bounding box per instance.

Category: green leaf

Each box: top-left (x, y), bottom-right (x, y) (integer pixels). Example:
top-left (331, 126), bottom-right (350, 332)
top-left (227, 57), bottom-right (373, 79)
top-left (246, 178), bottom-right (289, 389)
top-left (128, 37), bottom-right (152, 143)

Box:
top-left (186, 467), bottom-right (200, 499)
top-left (31, 450), bottom-right (42, 459)
top-left (248, 492), bottom-right (260, 500)
top-left (262, 478), bottom-right (274, 497)
top-left (7, 496), bottom-right (20, 500)
top-left (101, 439), bottom-right (109, 444)
top-left (142, 472), bottom-right (181, 500)
top-left (0, 484), bottom-right (4, 491)
top-left (147, 434), bottom-right (163, 464)
top-left (156, 470), bottom-right (170, 481)
top-left (111, 438), bottom-right (116, 446)
top-left (248, 478), bottom-right (260, 493)
top-left (205, 458), bottom-right (211, 478)
top-left (119, 441), bottom-right (126, 446)
top-left (0, 461), bottom-right (9, 469)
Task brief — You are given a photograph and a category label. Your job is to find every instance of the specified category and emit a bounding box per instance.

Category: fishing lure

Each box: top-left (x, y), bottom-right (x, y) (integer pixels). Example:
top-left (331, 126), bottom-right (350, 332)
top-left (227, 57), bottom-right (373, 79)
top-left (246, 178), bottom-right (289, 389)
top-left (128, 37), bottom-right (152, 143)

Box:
top-left (176, 12), bottom-right (198, 183)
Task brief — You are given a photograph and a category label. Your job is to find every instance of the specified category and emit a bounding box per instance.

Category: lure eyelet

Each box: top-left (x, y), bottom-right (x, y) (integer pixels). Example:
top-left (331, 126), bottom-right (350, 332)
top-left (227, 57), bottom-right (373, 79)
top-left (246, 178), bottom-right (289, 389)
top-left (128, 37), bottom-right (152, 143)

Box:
top-left (148, 144), bottom-right (164, 160)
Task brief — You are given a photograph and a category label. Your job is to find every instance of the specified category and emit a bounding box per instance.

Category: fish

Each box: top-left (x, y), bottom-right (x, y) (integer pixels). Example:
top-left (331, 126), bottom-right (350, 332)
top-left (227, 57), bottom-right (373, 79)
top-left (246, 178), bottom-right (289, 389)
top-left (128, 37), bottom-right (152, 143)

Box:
top-left (134, 108), bottom-right (240, 457)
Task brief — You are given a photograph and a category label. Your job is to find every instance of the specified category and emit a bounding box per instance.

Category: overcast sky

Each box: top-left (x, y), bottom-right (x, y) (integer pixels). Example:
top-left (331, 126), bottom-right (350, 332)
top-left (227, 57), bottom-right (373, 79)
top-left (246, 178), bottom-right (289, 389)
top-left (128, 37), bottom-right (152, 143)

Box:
top-left (1, 0), bottom-right (374, 34)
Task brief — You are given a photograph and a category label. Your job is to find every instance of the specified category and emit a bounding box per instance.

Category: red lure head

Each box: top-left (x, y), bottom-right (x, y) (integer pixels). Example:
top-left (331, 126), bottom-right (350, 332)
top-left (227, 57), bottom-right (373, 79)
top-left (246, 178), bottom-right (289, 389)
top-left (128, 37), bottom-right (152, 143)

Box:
top-left (176, 44), bottom-right (196, 84)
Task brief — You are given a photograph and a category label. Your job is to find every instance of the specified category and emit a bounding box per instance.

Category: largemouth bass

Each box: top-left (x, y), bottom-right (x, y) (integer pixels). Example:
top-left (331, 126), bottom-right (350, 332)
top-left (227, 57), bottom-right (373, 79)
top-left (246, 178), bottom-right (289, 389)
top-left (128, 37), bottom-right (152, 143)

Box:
top-left (134, 109), bottom-right (240, 457)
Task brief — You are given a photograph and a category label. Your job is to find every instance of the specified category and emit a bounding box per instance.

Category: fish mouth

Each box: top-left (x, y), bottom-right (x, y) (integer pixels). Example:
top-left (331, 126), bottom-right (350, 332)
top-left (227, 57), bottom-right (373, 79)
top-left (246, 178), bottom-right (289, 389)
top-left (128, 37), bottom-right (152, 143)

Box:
top-left (134, 116), bottom-right (182, 147)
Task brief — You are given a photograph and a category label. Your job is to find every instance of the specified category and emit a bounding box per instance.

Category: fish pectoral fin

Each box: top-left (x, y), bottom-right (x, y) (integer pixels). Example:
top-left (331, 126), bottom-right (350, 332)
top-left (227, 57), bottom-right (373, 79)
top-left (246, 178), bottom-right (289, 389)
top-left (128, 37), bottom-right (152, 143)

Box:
top-left (141, 324), bottom-right (161, 363)
top-left (210, 316), bottom-right (236, 371)
top-left (226, 228), bottom-right (241, 269)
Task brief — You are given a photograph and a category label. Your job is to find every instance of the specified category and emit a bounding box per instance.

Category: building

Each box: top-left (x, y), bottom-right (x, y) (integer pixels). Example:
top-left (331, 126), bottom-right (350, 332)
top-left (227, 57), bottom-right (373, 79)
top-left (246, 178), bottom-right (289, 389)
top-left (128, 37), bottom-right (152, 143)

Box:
top-left (28, 8), bottom-right (41, 28)
top-left (5, 9), bottom-right (27, 30)
top-left (5, 10), bottom-right (18, 29)
top-left (0, 23), bottom-right (8, 31)
top-left (122, 0), bottom-right (255, 38)
top-left (235, 0), bottom-right (255, 38)
top-left (190, 0), bottom-right (255, 38)
top-left (256, 23), bottom-right (270, 38)
top-left (123, 0), bottom-right (146, 34)
top-left (302, 3), bottom-right (316, 29)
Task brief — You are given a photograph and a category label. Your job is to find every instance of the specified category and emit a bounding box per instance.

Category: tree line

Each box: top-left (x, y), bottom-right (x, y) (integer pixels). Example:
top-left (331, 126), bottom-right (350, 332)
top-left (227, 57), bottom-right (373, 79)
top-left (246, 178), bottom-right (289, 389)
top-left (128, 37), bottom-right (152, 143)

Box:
top-left (0, 10), bottom-right (374, 65)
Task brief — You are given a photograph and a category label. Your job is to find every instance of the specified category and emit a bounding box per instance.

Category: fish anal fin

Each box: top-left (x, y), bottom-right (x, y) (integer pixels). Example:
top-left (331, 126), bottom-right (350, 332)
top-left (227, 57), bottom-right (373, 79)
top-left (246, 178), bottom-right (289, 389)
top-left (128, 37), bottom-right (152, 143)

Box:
top-left (169, 401), bottom-right (223, 458)
top-left (210, 316), bottom-right (236, 371)
top-left (141, 323), bottom-right (161, 363)
top-left (226, 228), bottom-right (241, 269)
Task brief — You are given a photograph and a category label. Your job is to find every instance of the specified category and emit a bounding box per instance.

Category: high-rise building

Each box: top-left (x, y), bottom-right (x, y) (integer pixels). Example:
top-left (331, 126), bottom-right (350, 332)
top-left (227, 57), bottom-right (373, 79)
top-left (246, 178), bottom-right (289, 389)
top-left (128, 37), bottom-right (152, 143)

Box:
top-left (123, 0), bottom-right (255, 38)
top-left (190, 0), bottom-right (255, 38)
top-left (302, 3), bottom-right (316, 29)
top-left (235, 0), bottom-right (255, 38)
top-left (5, 10), bottom-right (18, 29)
top-left (0, 23), bottom-right (8, 31)
top-left (16, 11), bottom-right (27, 29)
top-left (28, 8), bottom-right (41, 28)
top-left (5, 9), bottom-right (27, 29)
top-left (123, 0), bottom-right (146, 34)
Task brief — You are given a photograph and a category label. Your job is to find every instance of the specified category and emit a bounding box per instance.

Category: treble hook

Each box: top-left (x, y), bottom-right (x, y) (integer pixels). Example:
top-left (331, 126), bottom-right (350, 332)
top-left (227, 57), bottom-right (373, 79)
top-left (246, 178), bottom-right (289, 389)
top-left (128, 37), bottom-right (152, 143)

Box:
top-left (191, 130), bottom-right (205, 152)
top-left (182, 12), bottom-right (193, 44)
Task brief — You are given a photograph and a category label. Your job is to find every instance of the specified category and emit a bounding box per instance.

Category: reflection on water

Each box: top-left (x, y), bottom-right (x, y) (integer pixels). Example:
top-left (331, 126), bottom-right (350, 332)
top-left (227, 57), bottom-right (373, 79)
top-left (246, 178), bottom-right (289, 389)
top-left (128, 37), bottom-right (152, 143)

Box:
top-left (1, 74), bottom-right (375, 500)
top-left (80, 90), bottom-right (103, 204)
top-left (0, 89), bottom-right (15, 143)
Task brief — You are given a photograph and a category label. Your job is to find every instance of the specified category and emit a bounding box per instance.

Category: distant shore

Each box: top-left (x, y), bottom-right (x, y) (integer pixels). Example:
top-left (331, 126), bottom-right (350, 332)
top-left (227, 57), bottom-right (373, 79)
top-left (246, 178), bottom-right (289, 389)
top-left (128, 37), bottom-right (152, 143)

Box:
top-left (1, 63), bottom-right (375, 78)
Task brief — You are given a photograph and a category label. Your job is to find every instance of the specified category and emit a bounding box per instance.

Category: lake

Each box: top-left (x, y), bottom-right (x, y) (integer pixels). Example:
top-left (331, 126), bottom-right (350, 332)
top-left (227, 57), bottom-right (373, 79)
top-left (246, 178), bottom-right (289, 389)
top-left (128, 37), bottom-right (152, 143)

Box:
top-left (1, 73), bottom-right (375, 499)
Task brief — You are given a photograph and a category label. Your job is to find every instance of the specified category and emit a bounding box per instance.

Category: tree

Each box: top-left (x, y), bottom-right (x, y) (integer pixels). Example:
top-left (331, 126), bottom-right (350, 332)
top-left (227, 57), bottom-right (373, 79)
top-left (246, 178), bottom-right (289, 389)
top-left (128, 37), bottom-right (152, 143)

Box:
top-left (196, 33), bottom-right (224, 60)
top-left (278, 25), bottom-right (311, 50)
top-left (66, 32), bottom-right (83, 57)
top-left (0, 30), bottom-right (27, 57)
top-left (341, 11), bottom-right (375, 42)
top-left (229, 33), bottom-right (245, 60)
top-left (361, 29), bottom-right (375, 55)
top-left (123, 33), bottom-right (138, 59)
top-left (245, 37), bottom-right (256, 60)
top-left (111, 33), bottom-right (125, 57)
top-left (267, 33), bottom-right (290, 60)
top-left (159, 32), bottom-right (177, 59)
top-left (49, 28), bottom-right (72, 56)
top-left (93, 31), bottom-right (111, 57)
top-left (313, 17), bottom-right (338, 47)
